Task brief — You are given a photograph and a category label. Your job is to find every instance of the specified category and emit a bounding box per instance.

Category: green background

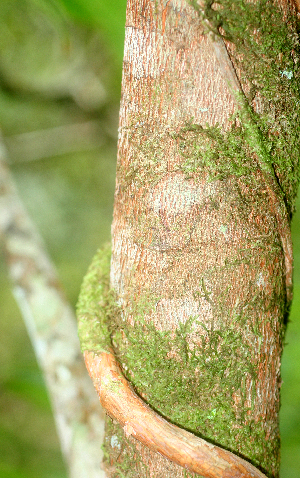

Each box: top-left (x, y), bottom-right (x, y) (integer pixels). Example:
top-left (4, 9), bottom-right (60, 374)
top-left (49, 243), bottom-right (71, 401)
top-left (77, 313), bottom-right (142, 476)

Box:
top-left (0, 1), bottom-right (299, 477)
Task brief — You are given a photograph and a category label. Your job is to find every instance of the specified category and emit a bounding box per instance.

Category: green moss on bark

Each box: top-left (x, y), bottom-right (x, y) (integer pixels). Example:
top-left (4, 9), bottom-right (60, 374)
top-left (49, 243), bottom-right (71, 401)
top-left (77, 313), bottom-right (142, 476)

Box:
top-left (77, 2), bottom-right (300, 477)
top-left (111, 298), bottom-right (281, 476)
top-left (189, 0), bottom-right (300, 216)
top-left (121, 0), bottom-right (300, 221)
top-left (77, 242), bottom-right (284, 476)
top-left (76, 244), bottom-right (116, 353)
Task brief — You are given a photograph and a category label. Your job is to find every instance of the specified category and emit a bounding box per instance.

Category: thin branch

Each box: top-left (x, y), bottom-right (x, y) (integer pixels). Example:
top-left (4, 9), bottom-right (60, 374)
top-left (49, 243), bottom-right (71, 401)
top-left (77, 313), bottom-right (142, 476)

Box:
top-left (84, 349), bottom-right (268, 478)
top-left (4, 121), bottom-right (105, 163)
top-left (0, 142), bottom-right (107, 478)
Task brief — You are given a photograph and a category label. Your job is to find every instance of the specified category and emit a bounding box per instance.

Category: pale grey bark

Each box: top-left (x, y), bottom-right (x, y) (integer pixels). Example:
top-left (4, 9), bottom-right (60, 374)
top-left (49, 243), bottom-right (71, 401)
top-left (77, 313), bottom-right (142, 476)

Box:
top-left (0, 141), bottom-right (107, 478)
top-left (4, 121), bottom-right (105, 163)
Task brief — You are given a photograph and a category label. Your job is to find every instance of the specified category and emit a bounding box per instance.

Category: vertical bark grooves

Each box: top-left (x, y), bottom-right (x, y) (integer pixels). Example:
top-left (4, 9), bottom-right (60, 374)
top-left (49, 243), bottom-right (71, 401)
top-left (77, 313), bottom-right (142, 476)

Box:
top-left (104, 1), bottom-right (295, 476)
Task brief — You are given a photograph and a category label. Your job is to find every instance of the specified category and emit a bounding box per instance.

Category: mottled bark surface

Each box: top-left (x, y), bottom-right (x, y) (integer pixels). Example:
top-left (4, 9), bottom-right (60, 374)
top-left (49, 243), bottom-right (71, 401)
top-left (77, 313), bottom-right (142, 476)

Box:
top-left (94, 1), bottom-right (299, 477)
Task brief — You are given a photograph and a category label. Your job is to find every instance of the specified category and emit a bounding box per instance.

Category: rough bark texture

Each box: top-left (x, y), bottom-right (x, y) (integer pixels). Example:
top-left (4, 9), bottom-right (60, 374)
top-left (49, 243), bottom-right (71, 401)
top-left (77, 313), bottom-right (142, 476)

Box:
top-left (77, 1), bottom-right (300, 477)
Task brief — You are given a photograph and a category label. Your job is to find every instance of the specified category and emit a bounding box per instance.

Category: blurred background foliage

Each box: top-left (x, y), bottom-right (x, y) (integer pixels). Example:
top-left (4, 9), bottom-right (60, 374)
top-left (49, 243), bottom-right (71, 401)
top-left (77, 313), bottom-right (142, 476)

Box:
top-left (0, 1), bottom-right (298, 477)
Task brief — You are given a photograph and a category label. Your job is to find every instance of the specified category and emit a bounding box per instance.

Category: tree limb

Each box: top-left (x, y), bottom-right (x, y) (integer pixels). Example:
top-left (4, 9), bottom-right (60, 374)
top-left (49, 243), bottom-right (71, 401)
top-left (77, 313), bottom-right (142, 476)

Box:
top-left (0, 142), bottom-right (107, 478)
top-left (4, 121), bottom-right (105, 163)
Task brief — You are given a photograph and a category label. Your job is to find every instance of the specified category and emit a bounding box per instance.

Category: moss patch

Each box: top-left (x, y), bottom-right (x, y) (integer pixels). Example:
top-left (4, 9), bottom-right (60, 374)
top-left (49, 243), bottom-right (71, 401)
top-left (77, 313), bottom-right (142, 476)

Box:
top-left (77, 2), bottom-right (300, 477)
top-left (121, 0), bottom-right (300, 219)
top-left (76, 243), bottom-right (117, 353)
top-left (188, 0), bottom-right (300, 217)
top-left (77, 243), bottom-right (283, 476)
top-left (177, 120), bottom-right (256, 181)
top-left (111, 303), bottom-right (278, 475)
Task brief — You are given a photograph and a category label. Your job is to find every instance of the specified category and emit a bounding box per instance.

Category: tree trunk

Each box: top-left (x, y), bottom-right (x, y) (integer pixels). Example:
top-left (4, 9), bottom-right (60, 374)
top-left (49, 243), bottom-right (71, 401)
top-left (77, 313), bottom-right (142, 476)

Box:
top-left (78, 1), bottom-right (300, 477)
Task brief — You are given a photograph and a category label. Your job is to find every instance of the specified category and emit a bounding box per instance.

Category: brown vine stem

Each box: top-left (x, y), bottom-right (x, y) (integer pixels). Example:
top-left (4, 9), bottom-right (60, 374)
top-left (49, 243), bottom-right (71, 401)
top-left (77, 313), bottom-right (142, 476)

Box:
top-left (84, 349), bottom-right (268, 478)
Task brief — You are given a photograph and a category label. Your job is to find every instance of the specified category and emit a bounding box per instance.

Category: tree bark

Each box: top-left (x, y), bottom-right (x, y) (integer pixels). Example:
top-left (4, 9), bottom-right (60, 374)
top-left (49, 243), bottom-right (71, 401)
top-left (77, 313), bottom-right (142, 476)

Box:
top-left (78, 1), bottom-right (300, 477)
